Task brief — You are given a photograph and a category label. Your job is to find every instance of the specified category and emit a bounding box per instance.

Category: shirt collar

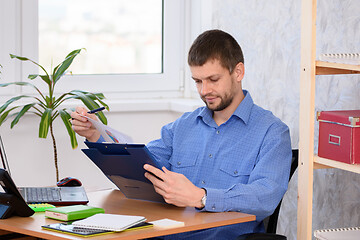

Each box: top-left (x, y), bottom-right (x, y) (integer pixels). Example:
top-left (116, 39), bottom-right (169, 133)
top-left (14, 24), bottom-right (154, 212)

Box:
top-left (232, 90), bottom-right (253, 125)
top-left (197, 90), bottom-right (254, 125)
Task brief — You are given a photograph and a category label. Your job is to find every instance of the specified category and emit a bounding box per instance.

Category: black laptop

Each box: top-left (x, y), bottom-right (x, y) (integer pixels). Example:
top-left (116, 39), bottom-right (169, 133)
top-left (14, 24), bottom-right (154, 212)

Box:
top-left (17, 186), bottom-right (88, 205)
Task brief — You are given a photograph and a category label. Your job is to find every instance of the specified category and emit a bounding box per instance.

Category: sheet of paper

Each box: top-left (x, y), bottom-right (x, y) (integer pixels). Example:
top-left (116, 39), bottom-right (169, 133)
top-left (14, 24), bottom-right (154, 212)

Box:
top-left (149, 218), bottom-right (184, 229)
top-left (82, 115), bottom-right (133, 143)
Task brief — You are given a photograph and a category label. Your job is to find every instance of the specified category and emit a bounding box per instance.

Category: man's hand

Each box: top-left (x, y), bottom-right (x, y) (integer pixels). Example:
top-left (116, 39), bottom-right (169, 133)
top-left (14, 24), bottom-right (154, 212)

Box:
top-left (144, 164), bottom-right (205, 208)
top-left (70, 106), bottom-right (100, 142)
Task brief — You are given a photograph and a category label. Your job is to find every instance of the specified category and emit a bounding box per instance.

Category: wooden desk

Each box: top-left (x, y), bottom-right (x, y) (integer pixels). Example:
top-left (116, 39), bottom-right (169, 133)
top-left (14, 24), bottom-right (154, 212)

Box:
top-left (0, 189), bottom-right (255, 239)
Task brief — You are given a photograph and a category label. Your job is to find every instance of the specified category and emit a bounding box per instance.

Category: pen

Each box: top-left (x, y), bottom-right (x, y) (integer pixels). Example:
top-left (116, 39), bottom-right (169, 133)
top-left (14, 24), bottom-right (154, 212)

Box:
top-left (87, 107), bottom-right (105, 114)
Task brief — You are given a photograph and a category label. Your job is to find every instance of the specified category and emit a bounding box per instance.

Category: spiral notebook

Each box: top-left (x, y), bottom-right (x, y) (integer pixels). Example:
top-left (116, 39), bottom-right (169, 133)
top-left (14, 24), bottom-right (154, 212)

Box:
top-left (319, 53), bottom-right (360, 65)
top-left (42, 221), bottom-right (153, 237)
top-left (72, 213), bottom-right (146, 232)
top-left (314, 227), bottom-right (360, 240)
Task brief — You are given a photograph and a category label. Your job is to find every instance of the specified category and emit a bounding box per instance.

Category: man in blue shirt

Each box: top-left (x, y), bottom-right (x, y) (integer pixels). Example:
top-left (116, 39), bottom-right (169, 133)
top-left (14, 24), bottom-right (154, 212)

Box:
top-left (71, 29), bottom-right (292, 239)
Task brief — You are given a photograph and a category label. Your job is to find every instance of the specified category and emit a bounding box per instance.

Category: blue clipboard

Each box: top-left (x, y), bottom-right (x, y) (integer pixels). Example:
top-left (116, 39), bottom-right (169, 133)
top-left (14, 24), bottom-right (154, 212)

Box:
top-left (82, 142), bottom-right (165, 203)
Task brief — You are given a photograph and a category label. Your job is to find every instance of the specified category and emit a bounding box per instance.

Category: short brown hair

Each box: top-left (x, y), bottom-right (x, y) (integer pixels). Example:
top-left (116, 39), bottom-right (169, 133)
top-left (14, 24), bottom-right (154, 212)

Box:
top-left (188, 29), bottom-right (244, 73)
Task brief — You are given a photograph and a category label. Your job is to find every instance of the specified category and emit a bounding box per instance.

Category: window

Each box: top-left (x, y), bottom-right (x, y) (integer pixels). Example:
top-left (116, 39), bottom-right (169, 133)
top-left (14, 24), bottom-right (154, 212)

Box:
top-left (39, 0), bottom-right (163, 75)
top-left (1, 0), bottom-right (185, 100)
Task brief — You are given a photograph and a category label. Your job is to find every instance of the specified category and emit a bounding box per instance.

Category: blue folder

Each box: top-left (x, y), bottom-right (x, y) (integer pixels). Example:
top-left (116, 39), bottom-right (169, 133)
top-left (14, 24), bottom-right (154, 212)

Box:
top-left (82, 142), bottom-right (165, 203)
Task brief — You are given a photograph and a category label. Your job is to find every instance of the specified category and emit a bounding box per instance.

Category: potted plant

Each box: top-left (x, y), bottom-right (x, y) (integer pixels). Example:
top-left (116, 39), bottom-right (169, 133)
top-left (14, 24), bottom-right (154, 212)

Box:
top-left (0, 49), bottom-right (108, 181)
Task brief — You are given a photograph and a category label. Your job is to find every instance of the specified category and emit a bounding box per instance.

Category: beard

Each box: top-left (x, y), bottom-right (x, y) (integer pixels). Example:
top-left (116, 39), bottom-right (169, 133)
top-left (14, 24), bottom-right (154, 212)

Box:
top-left (201, 91), bottom-right (235, 112)
top-left (200, 75), bottom-right (239, 112)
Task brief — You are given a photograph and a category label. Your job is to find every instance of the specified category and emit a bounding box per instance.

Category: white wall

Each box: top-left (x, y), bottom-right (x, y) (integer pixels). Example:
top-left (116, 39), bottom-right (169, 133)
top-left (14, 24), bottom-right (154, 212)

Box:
top-left (0, 110), bottom-right (182, 188)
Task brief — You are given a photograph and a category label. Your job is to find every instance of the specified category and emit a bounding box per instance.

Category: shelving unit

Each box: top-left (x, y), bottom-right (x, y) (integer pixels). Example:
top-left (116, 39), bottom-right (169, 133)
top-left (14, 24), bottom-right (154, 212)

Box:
top-left (297, 0), bottom-right (360, 239)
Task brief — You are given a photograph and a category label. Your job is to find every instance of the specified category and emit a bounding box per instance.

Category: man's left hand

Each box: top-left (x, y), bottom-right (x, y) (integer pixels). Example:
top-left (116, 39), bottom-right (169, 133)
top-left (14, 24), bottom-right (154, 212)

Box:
top-left (144, 164), bottom-right (205, 208)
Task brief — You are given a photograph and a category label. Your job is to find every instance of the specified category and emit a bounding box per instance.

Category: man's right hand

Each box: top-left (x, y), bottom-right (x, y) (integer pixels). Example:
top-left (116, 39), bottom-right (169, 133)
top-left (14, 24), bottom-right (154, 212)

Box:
top-left (70, 106), bottom-right (101, 142)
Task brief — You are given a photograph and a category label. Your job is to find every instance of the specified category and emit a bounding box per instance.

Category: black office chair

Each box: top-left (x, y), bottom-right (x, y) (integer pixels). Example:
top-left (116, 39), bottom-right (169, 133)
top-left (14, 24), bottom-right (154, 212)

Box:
top-left (237, 149), bottom-right (298, 240)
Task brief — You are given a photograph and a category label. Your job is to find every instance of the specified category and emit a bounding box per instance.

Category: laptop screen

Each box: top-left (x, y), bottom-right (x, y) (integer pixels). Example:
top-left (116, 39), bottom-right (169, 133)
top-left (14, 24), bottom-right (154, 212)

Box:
top-left (0, 135), bottom-right (11, 175)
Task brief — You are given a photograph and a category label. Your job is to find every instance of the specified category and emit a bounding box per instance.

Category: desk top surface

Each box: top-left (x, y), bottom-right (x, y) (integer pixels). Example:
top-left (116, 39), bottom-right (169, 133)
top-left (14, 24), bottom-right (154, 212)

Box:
top-left (0, 188), bottom-right (255, 240)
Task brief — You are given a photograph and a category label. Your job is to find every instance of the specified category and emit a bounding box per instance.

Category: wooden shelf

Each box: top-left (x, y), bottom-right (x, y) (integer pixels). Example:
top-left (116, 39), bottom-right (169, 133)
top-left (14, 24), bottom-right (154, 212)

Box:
top-left (314, 155), bottom-right (360, 174)
top-left (316, 61), bottom-right (360, 75)
top-left (298, 1), bottom-right (360, 239)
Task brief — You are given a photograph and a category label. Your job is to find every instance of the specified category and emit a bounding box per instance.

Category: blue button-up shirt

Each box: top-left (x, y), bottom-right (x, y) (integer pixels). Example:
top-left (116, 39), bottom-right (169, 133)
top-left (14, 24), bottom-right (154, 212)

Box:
top-left (146, 90), bottom-right (292, 239)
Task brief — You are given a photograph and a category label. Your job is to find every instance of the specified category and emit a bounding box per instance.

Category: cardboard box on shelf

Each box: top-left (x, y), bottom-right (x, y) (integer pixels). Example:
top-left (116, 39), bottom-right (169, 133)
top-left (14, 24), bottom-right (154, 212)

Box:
top-left (317, 110), bottom-right (360, 164)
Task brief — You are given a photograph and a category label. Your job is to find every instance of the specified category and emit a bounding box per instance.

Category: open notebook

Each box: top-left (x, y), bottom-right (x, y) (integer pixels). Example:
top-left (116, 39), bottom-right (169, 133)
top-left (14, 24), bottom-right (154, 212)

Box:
top-left (72, 213), bottom-right (146, 232)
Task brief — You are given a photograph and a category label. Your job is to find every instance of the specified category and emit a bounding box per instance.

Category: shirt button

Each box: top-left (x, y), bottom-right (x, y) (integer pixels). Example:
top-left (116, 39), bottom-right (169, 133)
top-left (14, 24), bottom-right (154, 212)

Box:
top-left (234, 170), bottom-right (238, 175)
top-left (201, 180), bottom-right (205, 184)
top-left (216, 130), bottom-right (220, 134)
top-left (209, 154), bottom-right (212, 158)
top-left (212, 205), bottom-right (216, 210)
top-left (177, 161), bottom-right (181, 166)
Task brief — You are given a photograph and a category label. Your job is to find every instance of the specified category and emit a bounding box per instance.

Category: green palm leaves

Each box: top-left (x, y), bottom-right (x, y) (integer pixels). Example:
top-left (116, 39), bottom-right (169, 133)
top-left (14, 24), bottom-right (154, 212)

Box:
top-left (0, 49), bottom-right (108, 181)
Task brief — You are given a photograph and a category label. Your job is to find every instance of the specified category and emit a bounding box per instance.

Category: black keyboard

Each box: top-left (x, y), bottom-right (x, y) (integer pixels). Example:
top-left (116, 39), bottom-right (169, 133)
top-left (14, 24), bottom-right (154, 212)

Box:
top-left (25, 187), bottom-right (61, 202)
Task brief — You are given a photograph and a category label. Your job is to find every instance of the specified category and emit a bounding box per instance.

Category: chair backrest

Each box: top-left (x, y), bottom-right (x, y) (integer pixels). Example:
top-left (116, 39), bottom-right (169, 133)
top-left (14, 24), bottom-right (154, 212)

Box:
top-left (264, 149), bottom-right (298, 233)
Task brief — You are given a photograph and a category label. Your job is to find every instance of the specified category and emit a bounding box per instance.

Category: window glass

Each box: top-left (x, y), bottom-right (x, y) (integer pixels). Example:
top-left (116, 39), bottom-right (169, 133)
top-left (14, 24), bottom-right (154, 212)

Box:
top-left (39, 0), bottom-right (163, 75)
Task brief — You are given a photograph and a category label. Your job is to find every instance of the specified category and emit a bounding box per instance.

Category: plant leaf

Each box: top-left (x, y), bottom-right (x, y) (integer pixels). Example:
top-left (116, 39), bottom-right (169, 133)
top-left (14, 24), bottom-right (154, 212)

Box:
top-left (59, 109), bottom-right (78, 149)
top-left (0, 106), bottom-right (19, 126)
top-left (10, 55), bottom-right (29, 61)
top-left (45, 96), bottom-right (52, 106)
top-left (10, 103), bottom-right (35, 128)
top-left (0, 110), bottom-right (10, 126)
top-left (0, 81), bottom-right (44, 100)
top-left (0, 81), bottom-right (36, 88)
top-left (95, 111), bottom-right (107, 125)
top-left (39, 108), bottom-right (52, 138)
top-left (83, 92), bottom-right (109, 109)
top-left (0, 95), bottom-right (31, 115)
top-left (70, 90), bottom-right (99, 109)
top-left (70, 91), bottom-right (107, 125)
top-left (40, 75), bottom-right (51, 84)
top-left (53, 49), bottom-right (83, 83)
top-left (93, 93), bottom-right (105, 99)
top-left (28, 74), bottom-right (38, 80)
top-left (91, 96), bottom-right (108, 110)
top-left (70, 90), bottom-right (109, 110)
top-left (10, 54), bottom-right (49, 77)
top-left (27, 74), bottom-right (51, 85)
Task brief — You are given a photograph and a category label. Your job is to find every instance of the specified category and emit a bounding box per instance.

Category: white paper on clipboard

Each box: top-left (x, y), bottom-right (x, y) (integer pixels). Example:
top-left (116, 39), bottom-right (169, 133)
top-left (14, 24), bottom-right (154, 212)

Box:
top-left (81, 115), bottom-right (133, 143)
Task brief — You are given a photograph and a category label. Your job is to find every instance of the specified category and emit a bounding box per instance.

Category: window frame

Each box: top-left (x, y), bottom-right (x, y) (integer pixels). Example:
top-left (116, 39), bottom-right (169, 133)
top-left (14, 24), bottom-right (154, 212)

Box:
top-left (0, 0), bottom-right (215, 115)
top-left (14, 0), bottom-right (185, 100)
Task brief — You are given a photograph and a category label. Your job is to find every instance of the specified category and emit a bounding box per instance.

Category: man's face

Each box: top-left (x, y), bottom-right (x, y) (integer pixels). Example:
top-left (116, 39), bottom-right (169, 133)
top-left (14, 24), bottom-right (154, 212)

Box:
top-left (190, 59), bottom-right (240, 112)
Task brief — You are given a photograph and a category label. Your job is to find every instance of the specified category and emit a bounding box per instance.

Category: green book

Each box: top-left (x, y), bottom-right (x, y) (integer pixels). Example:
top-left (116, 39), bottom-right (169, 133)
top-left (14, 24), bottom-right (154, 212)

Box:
top-left (45, 205), bottom-right (105, 221)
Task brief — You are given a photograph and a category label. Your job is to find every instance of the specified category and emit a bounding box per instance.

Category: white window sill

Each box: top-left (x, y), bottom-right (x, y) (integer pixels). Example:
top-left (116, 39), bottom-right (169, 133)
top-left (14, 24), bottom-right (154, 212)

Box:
top-left (0, 95), bottom-right (204, 114)
top-left (104, 98), bottom-right (204, 113)
top-left (63, 98), bottom-right (204, 113)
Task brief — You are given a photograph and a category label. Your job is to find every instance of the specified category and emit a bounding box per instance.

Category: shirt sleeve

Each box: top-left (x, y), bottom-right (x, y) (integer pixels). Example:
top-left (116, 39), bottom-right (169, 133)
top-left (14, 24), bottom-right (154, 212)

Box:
top-left (146, 121), bottom-right (175, 170)
top-left (96, 135), bottom-right (105, 143)
top-left (203, 121), bottom-right (292, 219)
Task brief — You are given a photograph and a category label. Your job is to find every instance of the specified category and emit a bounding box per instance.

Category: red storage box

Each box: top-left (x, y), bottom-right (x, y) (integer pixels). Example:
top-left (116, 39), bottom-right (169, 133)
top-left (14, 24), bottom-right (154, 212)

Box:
top-left (317, 110), bottom-right (360, 164)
